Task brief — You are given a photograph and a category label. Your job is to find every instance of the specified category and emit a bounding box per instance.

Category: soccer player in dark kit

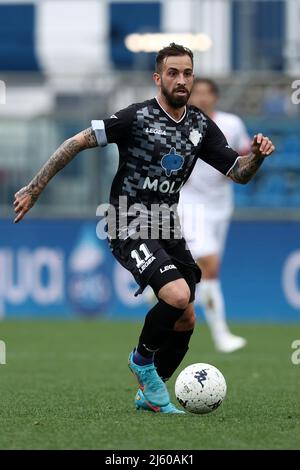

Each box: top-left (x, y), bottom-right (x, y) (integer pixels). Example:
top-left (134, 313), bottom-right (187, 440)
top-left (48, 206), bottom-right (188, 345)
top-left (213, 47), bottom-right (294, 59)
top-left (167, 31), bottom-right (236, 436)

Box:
top-left (14, 44), bottom-right (275, 414)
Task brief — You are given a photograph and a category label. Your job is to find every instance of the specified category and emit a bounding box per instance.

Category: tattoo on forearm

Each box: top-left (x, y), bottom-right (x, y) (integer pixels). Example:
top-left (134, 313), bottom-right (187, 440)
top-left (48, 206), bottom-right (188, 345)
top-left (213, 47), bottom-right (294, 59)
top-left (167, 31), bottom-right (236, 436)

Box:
top-left (230, 154), bottom-right (265, 184)
top-left (14, 127), bottom-right (98, 216)
top-left (29, 138), bottom-right (82, 197)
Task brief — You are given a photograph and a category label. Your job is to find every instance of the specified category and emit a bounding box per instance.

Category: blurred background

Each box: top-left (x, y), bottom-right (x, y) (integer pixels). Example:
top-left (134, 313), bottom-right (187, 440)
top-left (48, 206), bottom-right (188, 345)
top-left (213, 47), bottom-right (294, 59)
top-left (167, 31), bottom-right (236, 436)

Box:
top-left (0, 0), bottom-right (299, 322)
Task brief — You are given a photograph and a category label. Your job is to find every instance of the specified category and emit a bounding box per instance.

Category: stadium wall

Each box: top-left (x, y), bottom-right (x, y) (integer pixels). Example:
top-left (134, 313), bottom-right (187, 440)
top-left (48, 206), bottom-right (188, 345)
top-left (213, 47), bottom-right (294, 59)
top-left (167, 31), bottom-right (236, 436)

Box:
top-left (0, 0), bottom-right (296, 76)
top-left (0, 218), bottom-right (299, 323)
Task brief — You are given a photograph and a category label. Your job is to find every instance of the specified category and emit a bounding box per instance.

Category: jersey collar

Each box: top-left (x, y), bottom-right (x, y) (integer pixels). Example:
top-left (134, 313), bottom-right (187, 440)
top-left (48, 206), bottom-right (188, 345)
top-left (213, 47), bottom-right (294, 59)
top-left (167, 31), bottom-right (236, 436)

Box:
top-left (155, 97), bottom-right (187, 124)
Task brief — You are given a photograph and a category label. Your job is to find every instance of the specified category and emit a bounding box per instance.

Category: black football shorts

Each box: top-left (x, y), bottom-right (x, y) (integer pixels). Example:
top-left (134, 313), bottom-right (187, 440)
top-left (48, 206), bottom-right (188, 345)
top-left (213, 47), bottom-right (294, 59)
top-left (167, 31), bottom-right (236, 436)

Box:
top-left (110, 237), bottom-right (201, 300)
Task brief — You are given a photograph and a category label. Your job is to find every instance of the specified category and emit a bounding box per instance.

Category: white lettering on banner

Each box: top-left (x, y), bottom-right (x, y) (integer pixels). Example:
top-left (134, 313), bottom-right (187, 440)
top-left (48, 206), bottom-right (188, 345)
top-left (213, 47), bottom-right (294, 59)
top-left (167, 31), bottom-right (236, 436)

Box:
top-left (31, 249), bottom-right (64, 304)
top-left (0, 249), bottom-right (29, 304)
top-left (0, 248), bottom-right (64, 312)
top-left (282, 250), bottom-right (300, 309)
top-left (0, 249), bottom-right (29, 315)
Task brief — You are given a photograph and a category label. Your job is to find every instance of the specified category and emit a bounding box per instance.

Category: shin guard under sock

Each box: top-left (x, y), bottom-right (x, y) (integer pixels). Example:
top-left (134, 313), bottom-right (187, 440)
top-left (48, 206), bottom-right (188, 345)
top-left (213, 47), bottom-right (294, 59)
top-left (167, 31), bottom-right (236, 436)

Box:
top-left (155, 329), bottom-right (194, 381)
top-left (137, 299), bottom-right (184, 358)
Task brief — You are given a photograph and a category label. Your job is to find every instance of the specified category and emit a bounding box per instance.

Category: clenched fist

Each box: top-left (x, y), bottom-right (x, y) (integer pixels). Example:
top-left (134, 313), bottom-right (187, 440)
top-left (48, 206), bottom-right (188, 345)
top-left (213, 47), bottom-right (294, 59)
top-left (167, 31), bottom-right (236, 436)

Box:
top-left (251, 133), bottom-right (275, 158)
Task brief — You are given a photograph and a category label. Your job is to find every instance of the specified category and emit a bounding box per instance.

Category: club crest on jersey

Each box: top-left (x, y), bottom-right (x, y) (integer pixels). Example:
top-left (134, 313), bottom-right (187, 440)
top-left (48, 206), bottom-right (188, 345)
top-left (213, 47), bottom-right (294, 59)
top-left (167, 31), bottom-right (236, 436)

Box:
top-left (189, 129), bottom-right (202, 146)
top-left (160, 147), bottom-right (184, 176)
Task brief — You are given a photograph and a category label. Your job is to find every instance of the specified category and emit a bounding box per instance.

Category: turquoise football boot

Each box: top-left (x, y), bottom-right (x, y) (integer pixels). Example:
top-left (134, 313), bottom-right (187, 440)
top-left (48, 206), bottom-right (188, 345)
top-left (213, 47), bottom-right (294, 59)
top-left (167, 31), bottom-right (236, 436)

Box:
top-left (128, 350), bottom-right (170, 407)
top-left (135, 389), bottom-right (185, 414)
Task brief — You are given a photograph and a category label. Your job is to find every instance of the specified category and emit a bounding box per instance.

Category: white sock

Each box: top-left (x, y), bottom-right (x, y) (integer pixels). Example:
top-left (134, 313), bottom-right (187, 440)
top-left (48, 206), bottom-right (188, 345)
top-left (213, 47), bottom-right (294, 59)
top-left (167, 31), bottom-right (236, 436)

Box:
top-left (197, 279), bottom-right (230, 339)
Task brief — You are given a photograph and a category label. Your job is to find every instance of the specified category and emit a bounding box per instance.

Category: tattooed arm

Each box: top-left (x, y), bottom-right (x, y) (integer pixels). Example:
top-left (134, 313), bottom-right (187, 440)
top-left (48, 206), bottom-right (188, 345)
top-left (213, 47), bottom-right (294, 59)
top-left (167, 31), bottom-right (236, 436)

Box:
top-left (228, 133), bottom-right (275, 184)
top-left (14, 128), bottom-right (98, 223)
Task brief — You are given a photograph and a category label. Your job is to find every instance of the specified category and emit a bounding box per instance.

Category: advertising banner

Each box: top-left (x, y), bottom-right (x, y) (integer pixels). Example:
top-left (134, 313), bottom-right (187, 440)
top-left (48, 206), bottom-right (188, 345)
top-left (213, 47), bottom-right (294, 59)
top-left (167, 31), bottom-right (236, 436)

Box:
top-left (0, 219), bottom-right (299, 322)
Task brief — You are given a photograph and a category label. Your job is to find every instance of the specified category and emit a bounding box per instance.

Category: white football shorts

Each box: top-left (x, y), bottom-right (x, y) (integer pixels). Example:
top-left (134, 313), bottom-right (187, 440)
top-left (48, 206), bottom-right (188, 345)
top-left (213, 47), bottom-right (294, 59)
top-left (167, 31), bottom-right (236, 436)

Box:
top-left (178, 188), bottom-right (232, 260)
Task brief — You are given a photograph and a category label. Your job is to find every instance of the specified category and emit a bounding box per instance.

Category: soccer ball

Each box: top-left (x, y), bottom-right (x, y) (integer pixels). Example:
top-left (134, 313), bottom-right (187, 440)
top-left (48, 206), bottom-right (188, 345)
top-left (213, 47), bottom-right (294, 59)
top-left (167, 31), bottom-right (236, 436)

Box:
top-left (175, 363), bottom-right (227, 414)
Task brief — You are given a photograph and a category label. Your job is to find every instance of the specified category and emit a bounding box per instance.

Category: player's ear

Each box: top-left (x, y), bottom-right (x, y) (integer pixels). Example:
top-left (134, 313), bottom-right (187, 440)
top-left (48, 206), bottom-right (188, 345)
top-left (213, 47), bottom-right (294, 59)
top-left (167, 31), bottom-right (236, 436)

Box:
top-left (153, 72), bottom-right (161, 87)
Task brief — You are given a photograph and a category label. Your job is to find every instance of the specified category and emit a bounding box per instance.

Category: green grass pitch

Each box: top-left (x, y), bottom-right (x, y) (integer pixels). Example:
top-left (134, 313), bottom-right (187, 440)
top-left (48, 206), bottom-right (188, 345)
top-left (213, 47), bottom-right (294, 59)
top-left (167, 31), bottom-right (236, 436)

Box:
top-left (0, 320), bottom-right (300, 450)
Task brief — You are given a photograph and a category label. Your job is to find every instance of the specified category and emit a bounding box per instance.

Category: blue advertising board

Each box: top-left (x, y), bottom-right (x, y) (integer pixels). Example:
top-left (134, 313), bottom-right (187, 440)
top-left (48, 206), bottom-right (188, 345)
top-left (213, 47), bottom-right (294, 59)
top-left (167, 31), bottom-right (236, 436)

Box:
top-left (0, 218), bottom-right (299, 322)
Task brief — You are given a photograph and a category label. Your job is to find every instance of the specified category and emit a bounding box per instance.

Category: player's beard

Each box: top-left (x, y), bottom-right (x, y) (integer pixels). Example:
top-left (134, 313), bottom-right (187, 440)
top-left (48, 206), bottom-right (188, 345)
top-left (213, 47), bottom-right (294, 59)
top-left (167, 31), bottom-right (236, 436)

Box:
top-left (161, 82), bottom-right (191, 109)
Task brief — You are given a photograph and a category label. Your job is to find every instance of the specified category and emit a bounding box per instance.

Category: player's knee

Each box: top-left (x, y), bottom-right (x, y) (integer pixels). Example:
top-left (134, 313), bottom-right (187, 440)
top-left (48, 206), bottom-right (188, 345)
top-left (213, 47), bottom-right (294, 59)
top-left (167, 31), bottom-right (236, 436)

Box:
top-left (167, 287), bottom-right (190, 310)
top-left (159, 280), bottom-right (190, 310)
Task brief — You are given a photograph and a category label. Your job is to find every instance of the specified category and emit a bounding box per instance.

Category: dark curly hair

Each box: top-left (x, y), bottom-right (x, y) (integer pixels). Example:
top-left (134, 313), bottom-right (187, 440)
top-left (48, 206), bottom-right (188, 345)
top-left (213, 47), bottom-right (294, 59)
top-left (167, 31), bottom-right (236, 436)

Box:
top-left (155, 43), bottom-right (194, 73)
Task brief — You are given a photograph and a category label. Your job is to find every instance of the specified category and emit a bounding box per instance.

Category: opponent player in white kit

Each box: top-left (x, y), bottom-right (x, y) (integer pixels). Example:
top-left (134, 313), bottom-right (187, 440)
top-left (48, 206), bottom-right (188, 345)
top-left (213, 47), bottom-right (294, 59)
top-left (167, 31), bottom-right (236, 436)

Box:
top-left (180, 78), bottom-right (251, 353)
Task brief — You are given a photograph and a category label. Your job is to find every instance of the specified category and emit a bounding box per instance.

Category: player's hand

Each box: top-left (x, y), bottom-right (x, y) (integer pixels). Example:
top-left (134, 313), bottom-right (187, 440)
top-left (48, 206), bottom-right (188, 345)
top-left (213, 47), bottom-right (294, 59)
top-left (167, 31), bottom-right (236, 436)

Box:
top-left (13, 185), bottom-right (38, 223)
top-left (251, 133), bottom-right (275, 158)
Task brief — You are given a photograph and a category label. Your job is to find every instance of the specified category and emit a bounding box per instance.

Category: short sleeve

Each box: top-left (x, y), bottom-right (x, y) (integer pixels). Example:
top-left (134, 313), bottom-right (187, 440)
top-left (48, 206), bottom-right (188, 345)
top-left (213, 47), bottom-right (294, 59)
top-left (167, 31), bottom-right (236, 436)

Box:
top-left (198, 116), bottom-right (239, 176)
top-left (91, 105), bottom-right (136, 147)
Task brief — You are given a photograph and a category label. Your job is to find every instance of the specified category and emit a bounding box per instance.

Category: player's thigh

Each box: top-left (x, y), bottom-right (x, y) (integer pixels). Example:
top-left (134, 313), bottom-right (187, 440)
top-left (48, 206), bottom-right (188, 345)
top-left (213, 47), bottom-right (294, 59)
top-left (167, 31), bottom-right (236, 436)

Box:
top-left (111, 237), bottom-right (183, 297)
top-left (178, 192), bottom-right (207, 259)
top-left (179, 189), bottom-right (222, 260)
top-left (185, 212), bottom-right (218, 261)
top-left (160, 237), bottom-right (202, 303)
top-left (199, 216), bottom-right (219, 256)
top-left (197, 217), bottom-right (229, 277)
top-left (148, 239), bottom-right (201, 308)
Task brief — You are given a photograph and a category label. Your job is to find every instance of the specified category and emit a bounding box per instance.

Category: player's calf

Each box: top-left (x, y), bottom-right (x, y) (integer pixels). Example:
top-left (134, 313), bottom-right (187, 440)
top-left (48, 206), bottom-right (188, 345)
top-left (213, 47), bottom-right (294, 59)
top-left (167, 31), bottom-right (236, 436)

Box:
top-left (155, 304), bottom-right (196, 381)
top-left (136, 297), bottom-right (186, 359)
top-left (174, 303), bottom-right (196, 331)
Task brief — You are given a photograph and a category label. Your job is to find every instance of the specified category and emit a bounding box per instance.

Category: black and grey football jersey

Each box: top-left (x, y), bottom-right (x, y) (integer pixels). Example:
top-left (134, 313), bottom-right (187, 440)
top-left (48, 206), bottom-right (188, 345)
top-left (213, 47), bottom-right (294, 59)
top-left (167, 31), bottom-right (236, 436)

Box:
top-left (92, 98), bottom-right (239, 239)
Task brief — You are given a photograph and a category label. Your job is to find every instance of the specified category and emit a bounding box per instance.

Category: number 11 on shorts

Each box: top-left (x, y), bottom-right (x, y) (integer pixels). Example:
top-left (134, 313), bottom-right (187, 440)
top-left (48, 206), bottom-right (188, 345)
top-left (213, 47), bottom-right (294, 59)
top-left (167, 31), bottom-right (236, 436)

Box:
top-left (131, 243), bottom-right (152, 268)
